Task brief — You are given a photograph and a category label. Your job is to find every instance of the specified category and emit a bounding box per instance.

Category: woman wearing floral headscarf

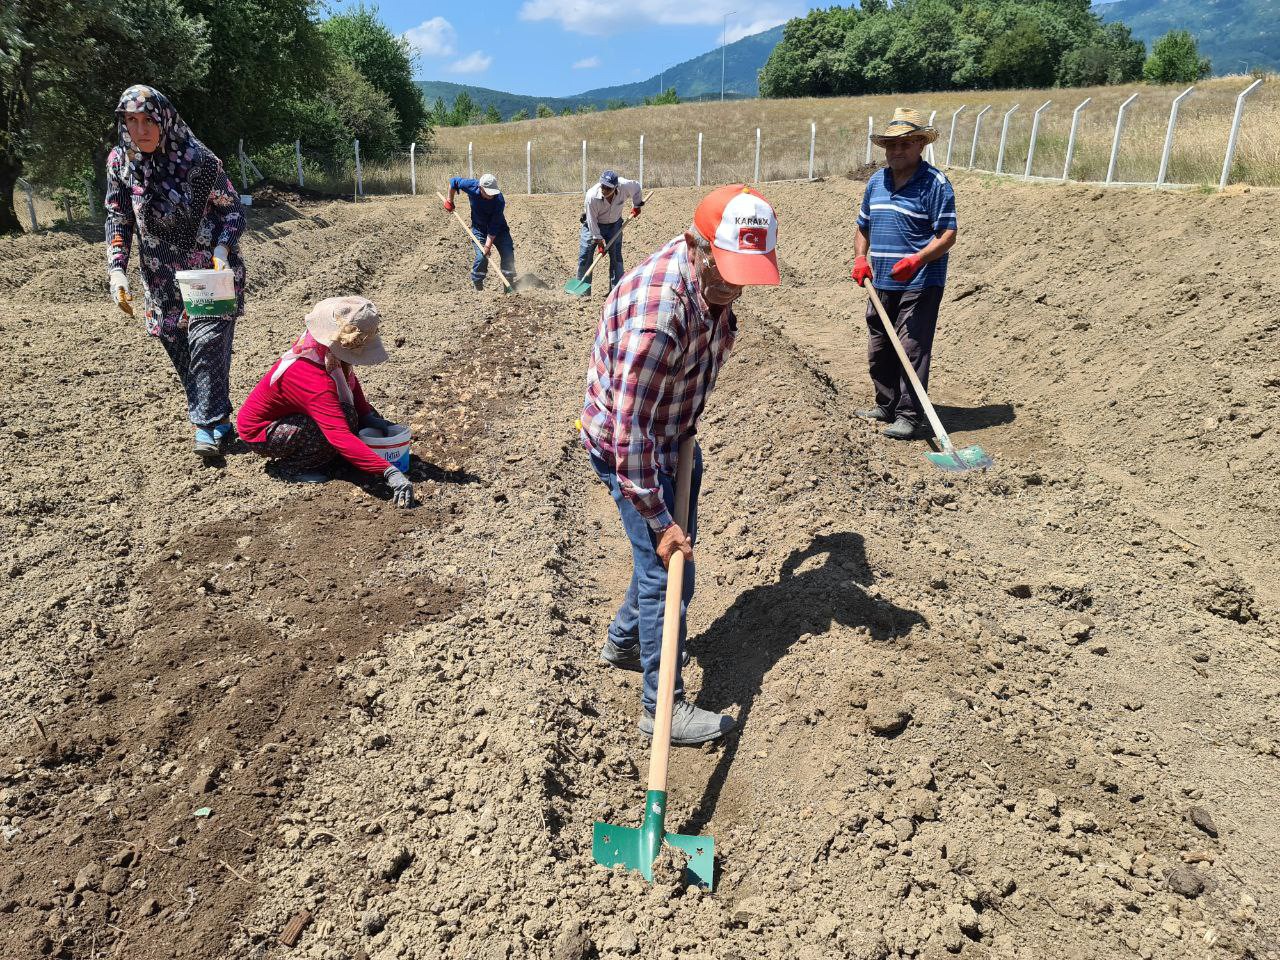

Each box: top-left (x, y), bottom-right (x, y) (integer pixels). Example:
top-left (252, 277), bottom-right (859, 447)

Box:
top-left (104, 84), bottom-right (247, 460)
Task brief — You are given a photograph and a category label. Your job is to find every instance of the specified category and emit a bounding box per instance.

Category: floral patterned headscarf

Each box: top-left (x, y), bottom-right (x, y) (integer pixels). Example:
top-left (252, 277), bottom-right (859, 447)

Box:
top-left (115, 84), bottom-right (222, 246)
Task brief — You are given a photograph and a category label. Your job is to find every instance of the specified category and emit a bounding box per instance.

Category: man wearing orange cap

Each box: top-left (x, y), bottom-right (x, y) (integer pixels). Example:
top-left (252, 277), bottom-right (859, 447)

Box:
top-left (580, 184), bottom-right (780, 745)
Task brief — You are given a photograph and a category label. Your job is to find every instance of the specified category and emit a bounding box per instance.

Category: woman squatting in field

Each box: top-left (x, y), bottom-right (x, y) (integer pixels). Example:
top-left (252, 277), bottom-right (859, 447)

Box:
top-left (236, 297), bottom-right (415, 509)
top-left (104, 84), bottom-right (246, 460)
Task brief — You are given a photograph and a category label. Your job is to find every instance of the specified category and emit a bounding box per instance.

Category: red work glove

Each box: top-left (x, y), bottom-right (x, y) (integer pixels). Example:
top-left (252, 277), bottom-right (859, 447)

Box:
top-left (443, 198), bottom-right (454, 212)
top-left (851, 255), bottom-right (872, 287)
top-left (596, 240), bottom-right (606, 256)
top-left (631, 206), bottom-right (642, 218)
top-left (890, 254), bottom-right (924, 283)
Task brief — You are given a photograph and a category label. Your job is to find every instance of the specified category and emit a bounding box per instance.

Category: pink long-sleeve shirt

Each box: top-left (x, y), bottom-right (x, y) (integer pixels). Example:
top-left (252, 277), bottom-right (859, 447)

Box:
top-left (237, 357), bottom-right (388, 475)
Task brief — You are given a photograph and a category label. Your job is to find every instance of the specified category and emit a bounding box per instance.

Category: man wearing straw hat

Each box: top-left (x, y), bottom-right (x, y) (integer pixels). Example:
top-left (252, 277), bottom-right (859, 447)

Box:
top-left (577, 169), bottom-right (645, 294)
top-left (851, 107), bottom-right (958, 440)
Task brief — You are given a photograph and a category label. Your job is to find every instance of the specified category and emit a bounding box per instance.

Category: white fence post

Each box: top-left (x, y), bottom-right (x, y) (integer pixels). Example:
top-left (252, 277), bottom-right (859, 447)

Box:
top-left (996, 104), bottom-right (1019, 174)
top-left (295, 139), bottom-right (304, 187)
top-left (968, 105), bottom-right (991, 170)
top-left (945, 105), bottom-right (966, 168)
top-left (1157, 86), bottom-right (1195, 186)
top-left (581, 139), bottom-right (587, 194)
top-left (526, 141), bottom-right (532, 194)
top-left (696, 131), bottom-right (703, 187)
top-left (467, 142), bottom-right (473, 179)
top-left (639, 134), bottom-right (644, 187)
top-left (808, 122), bottom-right (816, 180)
top-left (1220, 78), bottom-right (1264, 190)
top-left (1025, 100), bottom-right (1052, 178)
top-left (17, 179), bottom-right (36, 231)
top-left (353, 139), bottom-right (363, 197)
top-left (1063, 97), bottom-right (1091, 180)
top-left (1106, 92), bottom-right (1139, 184)
top-left (237, 138), bottom-right (248, 189)
top-left (865, 116), bottom-right (873, 164)
top-left (409, 142), bottom-right (416, 195)
top-left (925, 110), bottom-right (937, 165)
top-left (754, 127), bottom-right (761, 183)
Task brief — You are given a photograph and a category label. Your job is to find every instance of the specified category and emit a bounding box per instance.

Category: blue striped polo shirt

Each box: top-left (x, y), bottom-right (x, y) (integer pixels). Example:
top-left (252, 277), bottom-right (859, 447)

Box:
top-left (856, 161), bottom-right (958, 291)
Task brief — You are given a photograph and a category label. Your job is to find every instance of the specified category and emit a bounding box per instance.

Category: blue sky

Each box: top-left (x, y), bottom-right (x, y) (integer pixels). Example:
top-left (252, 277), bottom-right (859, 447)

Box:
top-left (369, 0), bottom-right (818, 96)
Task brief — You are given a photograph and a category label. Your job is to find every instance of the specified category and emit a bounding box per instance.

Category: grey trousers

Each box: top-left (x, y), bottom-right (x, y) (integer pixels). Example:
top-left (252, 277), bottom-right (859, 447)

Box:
top-left (865, 285), bottom-right (943, 424)
top-left (159, 315), bottom-right (236, 427)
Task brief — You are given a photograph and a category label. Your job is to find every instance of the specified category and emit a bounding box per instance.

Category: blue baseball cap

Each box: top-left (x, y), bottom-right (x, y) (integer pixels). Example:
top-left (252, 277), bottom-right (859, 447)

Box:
top-left (599, 170), bottom-right (620, 188)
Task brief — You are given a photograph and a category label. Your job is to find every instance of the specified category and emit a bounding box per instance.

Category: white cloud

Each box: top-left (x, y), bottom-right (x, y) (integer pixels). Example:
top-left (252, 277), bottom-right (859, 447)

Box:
top-left (519, 0), bottom-right (799, 36)
top-left (404, 17), bottom-right (457, 58)
top-left (573, 56), bottom-right (601, 69)
top-left (449, 51), bottom-right (493, 74)
top-left (725, 15), bottom-right (787, 44)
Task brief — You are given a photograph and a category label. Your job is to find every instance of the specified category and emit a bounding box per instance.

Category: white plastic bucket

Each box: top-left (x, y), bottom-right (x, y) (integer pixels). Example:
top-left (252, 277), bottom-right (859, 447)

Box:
top-left (175, 269), bottom-right (236, 318)
top-left (358, 424), bottom-right (411, 472)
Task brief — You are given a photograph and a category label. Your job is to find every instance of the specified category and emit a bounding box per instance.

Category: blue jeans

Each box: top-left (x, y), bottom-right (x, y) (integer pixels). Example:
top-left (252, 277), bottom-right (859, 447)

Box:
top-left (576, 219), bottom-right (624, 292)
top-left (590, 445), bottom-right (702, 713)
top-left (471, 228), bottom-right (516, 287)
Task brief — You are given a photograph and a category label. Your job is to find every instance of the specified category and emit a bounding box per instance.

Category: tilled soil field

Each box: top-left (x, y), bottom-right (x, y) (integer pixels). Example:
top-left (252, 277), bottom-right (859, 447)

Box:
top-left (1, 176), bottom-right (1276, 960)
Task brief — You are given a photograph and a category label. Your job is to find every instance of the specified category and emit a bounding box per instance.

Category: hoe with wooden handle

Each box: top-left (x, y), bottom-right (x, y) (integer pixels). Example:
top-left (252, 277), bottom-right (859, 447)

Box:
top-left (564, 192), bottom-right (653, 298)
top-left (436, 191), bottom-right (514, 294)
top-left (865, 284), bottom-right (994, 472)
top-left (592, 435), bottom-right (714, 889)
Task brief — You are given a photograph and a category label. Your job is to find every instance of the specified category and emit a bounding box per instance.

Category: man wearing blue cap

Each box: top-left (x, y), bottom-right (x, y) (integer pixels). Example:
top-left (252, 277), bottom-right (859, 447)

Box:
top-left (577, 169), bottom-right (644, 294)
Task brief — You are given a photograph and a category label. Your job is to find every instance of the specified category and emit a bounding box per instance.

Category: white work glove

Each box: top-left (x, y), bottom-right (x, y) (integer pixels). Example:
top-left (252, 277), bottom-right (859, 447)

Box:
top-left (384, 466), bottom-right (414, 509)
top-left (212, 244), bottom-right (230, 271)
top-left (109, 269), bottom-right (133, 317)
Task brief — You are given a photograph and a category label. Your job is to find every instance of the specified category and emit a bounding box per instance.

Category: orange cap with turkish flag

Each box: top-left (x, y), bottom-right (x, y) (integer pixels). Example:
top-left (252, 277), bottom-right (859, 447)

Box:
top-left (693, 184), bottom-right (780, 287)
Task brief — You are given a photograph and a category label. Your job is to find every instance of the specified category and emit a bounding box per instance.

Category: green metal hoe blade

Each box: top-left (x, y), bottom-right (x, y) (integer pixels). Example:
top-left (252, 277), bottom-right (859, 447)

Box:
top-left (925, 443), bottom-right (994, 472)
top-left (593, 790), bottom-right (715, 890)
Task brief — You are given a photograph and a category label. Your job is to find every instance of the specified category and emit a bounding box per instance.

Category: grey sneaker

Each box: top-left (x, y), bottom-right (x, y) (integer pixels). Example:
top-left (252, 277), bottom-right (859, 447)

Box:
top-left (599, 638), bottom-right (642, 672)
top-left (883, 417), bottom-right (931, 440)
top-left (599, 639), bottom-right (690, 673)
top-left (855, 405), bottom-right (893, 423)
top-left (639, 700), bottom-right (735, 746)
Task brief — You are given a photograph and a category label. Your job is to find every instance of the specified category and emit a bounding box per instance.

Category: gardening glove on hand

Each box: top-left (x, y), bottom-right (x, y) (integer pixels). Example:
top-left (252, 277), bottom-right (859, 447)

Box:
top-left (443, 198), bottom-right (454, 212)
top-left (656, 523), bottom-right (694, 569)
top-left (890, 254), bottom-right (924, 283)
top-left (595, 240), bottom-right (606, 256)
top-left (631, 205), bottom-right (642, 218)
top-left (109, 269), bottom-right (133, 317)
top-left (212, 245), bottom-right (230, 271)
top-left (851, 256), bottom-right (873, 287)
top-left (384, 466), bottom-right (414, 509)
top-left (361, 412), bottom-right (395, 432)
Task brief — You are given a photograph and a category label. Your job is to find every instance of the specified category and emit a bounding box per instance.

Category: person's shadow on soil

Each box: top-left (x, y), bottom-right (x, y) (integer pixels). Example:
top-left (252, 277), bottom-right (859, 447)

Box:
top-left (684, 530), bottom-right (926, 833)
top-left (932, 402), bottom-right (1014, 432)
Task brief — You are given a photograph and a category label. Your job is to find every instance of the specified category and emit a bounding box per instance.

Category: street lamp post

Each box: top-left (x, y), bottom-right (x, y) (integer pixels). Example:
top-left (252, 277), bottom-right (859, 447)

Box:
top-left (721, 11), bottom-right (736, 102)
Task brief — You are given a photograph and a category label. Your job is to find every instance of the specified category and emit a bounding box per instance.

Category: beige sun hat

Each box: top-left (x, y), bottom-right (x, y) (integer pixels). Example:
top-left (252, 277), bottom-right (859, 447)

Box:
top-left (871, 108), bottom-right (939, 146)
top-left (305, 296), bottom-right (388, 365)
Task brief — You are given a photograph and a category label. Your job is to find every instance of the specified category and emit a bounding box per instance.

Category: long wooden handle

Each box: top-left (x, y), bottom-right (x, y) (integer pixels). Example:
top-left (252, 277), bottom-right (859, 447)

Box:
top-left (647, 434), bottom-right (696, 794)
top-left (436, 191), bottom-right (514, 293)
top-left (864, 284), bottom-right (953, 452)
top-left (580, 190), bottom-right (654, 284)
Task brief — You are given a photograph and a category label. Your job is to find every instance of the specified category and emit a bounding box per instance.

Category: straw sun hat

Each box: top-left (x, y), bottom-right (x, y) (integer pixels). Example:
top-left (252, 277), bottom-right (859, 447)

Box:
top-left (871, 108), bottom-right (939, 146)
top-left (305, 296), bottom-right (388, 365)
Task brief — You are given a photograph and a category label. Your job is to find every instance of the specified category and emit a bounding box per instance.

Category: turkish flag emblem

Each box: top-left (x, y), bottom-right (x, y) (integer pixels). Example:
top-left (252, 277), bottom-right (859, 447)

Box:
top-left (738, 226), bottom-right (767, 251)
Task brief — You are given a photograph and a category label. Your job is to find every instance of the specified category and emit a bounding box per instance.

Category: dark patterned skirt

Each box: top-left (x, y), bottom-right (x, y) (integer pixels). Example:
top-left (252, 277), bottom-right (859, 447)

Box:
top-left (245, 403), bottom-right (358, 472)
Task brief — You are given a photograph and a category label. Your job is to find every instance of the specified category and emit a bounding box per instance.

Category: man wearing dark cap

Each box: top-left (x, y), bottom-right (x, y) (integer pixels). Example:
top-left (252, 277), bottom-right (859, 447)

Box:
top-left (577, 169), bottom-right (644, 294)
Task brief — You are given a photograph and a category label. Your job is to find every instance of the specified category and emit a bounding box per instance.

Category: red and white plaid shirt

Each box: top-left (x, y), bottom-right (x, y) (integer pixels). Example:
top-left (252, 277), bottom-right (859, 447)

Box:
top-left (581, 236), bottom-right (737, 531)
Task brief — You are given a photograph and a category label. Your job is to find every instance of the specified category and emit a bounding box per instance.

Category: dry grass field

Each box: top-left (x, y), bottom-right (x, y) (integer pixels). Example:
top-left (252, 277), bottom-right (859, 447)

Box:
top-left (422, 74), bottom-right (1278, 193)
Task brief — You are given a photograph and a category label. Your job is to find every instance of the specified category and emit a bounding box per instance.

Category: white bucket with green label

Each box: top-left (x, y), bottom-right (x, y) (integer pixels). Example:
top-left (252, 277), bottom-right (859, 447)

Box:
top-left (175, 269), bottom-right (237, 317)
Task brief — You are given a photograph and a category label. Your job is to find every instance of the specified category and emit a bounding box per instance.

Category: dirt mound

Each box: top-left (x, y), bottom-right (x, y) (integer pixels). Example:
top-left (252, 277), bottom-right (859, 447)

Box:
top-left (1, 179), bottom-right (1276, 960)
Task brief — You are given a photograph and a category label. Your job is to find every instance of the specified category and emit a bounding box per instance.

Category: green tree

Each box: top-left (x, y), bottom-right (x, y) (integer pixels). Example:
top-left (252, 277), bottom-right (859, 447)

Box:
top-left (983, 17), bottom-right (1054, 88)
top-left (643, 87), bottom-right (680, 106)
top-left (559, 106), bottom-right (573, 116)
top-left (450, 91), bottom-right (477, 126)
top-left (320, 4), bottom-right (429, 146)
top-left (605, 98), bottom-right (627, 110)
top-left (484, 104), bottom-right (501, 124)
top-left (509, 108), bottom-right (528, 121)
top-left (1058, 22), bottom-right (1146, 86)
top-left (536, 103), bottom-right (554, 118)
top-left (1143, 29), bottom-right (1211, 84)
